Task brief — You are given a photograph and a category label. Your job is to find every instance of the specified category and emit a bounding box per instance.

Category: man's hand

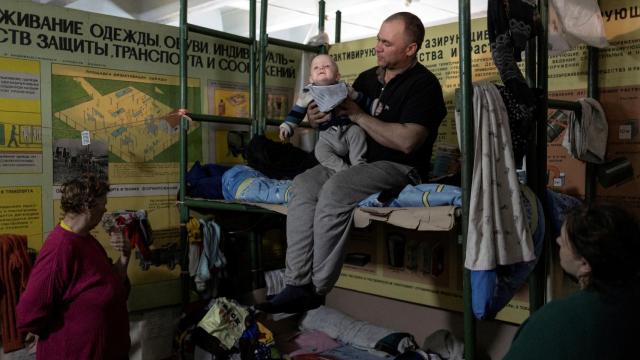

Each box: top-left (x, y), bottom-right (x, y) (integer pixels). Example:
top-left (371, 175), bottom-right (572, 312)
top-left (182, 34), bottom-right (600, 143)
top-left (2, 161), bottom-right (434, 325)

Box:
top-left (336, 98), bottom-right (366, 123)
top-left (307, 101), bottom-right (330, 128)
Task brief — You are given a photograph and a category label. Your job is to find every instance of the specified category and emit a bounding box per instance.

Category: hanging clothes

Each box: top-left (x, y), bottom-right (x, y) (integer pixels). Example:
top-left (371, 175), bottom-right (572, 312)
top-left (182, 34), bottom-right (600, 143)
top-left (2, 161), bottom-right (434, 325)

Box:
top-left (194, 219), bottom-right (227, 292)
top-left (0, 234), bottom-right (32, 352)
top-left (562, 98), bottom-right (608, 164)
top-left (487, 0), bottom-right (541, 142)
top-left (113, 210), bottom-right (152, 260)
top-left (463, 82), bottom-right (535, 270)
top-left (495, 84), bottom-right (533, 167)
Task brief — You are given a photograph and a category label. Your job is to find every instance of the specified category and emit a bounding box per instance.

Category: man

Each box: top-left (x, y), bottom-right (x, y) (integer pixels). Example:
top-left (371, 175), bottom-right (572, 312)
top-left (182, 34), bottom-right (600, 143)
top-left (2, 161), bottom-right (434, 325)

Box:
top-left (258, 12), bottom-right (447, 314)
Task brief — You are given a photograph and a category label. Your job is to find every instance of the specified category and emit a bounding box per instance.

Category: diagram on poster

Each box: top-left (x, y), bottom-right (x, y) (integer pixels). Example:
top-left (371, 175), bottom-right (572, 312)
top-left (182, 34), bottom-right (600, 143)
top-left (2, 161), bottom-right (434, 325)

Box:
top-left (0, 57), bottom-right (43, 173)
top-left (52, 64), bottom-right (201, 184)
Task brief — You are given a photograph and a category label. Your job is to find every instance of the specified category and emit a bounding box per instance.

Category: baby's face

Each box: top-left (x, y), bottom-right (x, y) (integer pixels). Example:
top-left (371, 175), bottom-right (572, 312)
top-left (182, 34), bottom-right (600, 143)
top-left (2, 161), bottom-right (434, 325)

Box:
top-left (310, 55), bottom-right (339, 85)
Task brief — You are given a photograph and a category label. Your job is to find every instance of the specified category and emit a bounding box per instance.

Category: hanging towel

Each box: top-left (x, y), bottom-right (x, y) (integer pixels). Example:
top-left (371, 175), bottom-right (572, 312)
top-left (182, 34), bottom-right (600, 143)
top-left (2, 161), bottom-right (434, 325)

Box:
top-left (463, 82), bottom-right (535, 270)
top-left (264, 268), bottom-right (286, 297)
top-left (562, 98), bottom-right (608, 164)
top-left (195, 219), bottom-right (226, 291)
top-left (0, 234), bottom-right (32, 352)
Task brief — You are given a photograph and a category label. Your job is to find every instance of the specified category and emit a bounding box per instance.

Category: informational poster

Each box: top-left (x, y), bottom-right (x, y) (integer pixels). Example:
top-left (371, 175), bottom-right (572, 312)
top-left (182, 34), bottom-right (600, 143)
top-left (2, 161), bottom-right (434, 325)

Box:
top-left (1, 0), bottom-right (302, 310)
top-left (0, 57), bottom-right (43, 173)
top-left (51, 64), bottom-right (201, 185)
top-left (545, 0), bottom-right (640, 217)
top-left (0, 186), bottom-right (43, 249)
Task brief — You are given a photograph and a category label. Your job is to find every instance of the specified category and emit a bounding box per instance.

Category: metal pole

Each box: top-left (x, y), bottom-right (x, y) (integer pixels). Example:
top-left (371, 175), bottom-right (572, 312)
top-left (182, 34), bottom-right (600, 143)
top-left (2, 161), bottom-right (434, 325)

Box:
top-left (318, 0), bottom-right (325, 33)
top-left (525, 40), bottom-right (537, 88)
top-left (458, 0), bottom-right (475, 358)
top-left (585, 12), bottom-right (600, 204)
top-left (178, 0), bottom-right (190, 308)
top-left (258, 0), bottom-right (268, 136)
top-left (335, 10), bottom-right (341, 43)
top-left (533, 0), bottom-right (551, 312)
top-left (524, 17), bottom-right (545, 315)
top-left (250, 0), bottom-right (257, 136)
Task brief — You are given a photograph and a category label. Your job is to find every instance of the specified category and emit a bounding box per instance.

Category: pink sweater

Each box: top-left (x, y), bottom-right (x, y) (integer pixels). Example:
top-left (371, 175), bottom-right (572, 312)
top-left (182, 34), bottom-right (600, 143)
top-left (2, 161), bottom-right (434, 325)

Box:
top-left (16, 225), bottom-right (130, 359)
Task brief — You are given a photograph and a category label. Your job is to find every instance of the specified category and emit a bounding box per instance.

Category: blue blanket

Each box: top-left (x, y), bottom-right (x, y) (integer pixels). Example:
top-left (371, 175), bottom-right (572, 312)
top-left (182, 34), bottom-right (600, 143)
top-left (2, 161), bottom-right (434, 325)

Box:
top-left (222, 165), bottom-right (462, 207)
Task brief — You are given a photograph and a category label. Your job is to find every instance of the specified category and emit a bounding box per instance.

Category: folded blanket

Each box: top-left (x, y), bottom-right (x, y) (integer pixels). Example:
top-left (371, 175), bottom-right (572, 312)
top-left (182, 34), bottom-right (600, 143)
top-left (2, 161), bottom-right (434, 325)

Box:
top-left (301, 306), bottom-right (416, 355)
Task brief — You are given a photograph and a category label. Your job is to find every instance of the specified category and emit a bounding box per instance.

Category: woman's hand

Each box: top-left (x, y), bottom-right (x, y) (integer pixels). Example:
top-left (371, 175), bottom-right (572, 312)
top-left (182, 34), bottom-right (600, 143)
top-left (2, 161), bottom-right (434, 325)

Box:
top-left (25, 333), bottom-right (38, 354)
top-left (307, 101), bottom-right (330, 128)
top-left (110, 230), bottom-right (131, 278)
top-left (109, 230), bottom-right (131, 260)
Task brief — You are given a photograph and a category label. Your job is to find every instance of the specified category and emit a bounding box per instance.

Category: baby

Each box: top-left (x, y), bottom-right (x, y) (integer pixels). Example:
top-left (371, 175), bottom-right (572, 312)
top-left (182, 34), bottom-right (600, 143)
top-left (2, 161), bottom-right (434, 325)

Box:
top-left (279, 54), bottom-right (371, 173)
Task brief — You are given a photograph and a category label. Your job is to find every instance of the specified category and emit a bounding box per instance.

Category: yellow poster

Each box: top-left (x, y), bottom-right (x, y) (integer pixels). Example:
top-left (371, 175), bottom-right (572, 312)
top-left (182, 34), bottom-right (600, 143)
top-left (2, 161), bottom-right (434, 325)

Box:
top-left (0, 57), bottom-right (43, 173)
top-left (51, 64), bottom-right (201, 184)
top-left (0, 186), bottom-right (43, 249)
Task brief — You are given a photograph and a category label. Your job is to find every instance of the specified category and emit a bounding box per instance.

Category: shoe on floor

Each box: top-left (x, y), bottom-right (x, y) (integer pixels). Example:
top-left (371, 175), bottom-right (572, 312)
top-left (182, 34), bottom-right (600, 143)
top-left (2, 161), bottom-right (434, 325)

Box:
top-left (255, 284), bottom-right (324, 314)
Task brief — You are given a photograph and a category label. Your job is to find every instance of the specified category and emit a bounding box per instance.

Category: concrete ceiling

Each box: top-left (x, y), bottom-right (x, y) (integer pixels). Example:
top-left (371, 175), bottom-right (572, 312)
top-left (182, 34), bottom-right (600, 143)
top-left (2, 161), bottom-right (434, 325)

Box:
top-left (32, 0), bottom-right (488, 43)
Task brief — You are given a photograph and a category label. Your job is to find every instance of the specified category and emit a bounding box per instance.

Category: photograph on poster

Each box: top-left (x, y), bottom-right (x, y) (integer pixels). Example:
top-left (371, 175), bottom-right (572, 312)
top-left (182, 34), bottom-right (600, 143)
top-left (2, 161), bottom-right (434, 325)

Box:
top-left (52, 138), bottom-right (108, 185)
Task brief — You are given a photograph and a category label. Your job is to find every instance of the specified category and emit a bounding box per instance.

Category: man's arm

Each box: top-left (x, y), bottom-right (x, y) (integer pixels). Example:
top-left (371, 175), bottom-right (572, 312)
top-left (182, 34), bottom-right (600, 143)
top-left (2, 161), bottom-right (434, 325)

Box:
top-left (337, 98), bottom-right (428, 154)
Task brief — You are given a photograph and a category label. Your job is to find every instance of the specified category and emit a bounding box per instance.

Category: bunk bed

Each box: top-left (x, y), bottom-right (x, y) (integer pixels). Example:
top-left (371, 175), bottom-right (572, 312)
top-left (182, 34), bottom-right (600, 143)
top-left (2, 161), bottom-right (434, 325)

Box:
top-left (177, 1), bottom-right (601, 359)
top-left (177, 1), bottom-right (467, 289)
top-left (458, 0), bottom-right (603, 358)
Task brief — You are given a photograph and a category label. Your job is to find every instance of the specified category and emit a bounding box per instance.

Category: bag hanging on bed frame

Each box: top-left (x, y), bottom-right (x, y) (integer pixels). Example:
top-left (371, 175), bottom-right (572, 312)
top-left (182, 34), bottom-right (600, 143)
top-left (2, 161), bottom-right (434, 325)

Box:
top-left (244, 135), bottom-right (318, 180)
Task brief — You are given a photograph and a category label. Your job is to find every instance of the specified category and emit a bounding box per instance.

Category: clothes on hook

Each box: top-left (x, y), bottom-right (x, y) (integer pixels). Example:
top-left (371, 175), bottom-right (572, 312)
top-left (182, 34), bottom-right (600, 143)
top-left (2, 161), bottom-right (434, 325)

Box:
top-left (487, 0), bottom-right (541, 141)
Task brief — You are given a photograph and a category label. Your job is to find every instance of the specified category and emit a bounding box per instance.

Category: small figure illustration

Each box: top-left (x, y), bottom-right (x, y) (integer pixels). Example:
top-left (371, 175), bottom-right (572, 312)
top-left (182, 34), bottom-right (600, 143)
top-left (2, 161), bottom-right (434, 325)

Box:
top-left (7, 125), bottom-right (19, 147)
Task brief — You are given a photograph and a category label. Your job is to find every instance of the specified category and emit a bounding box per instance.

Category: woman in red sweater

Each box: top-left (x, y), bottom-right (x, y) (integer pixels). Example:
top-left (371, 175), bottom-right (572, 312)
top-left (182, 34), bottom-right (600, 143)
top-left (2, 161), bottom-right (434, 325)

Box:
top-left (17, 174), bottom-right (131, 359)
